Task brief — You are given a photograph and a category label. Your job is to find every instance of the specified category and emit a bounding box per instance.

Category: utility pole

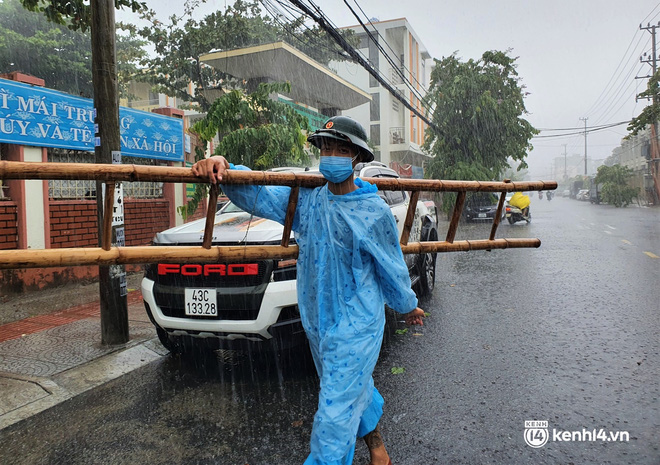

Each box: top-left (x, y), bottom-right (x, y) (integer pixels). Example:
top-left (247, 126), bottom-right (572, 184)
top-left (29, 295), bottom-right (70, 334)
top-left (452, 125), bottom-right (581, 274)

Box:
top-left (639, 22), bottom-right (660, 205)
top-left (580, 117), bottom-right (588, 175)
top-left (562, 144), bottom-right (568, 180)
top-left (639, 23), bottom-right (658, 85)
top-left (91, 0), bottom-right (129, 344)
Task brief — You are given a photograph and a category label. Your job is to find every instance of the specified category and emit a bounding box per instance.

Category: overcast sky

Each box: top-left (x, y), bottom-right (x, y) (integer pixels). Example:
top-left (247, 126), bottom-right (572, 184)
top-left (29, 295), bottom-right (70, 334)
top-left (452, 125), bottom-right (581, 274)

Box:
top-left (125, 0), bottom-right (660, 179)
top-left (310, 0), bottom-right (659, 178)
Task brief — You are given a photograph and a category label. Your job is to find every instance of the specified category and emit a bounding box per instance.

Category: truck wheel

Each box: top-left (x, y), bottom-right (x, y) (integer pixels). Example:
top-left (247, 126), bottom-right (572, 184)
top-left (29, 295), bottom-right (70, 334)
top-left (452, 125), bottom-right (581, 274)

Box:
top-left (418, 251), bottom-right (436, 296)
top-left (416, 229), bottom-right (437, 296)
top-left (156, 327), bottom-right (183, 354)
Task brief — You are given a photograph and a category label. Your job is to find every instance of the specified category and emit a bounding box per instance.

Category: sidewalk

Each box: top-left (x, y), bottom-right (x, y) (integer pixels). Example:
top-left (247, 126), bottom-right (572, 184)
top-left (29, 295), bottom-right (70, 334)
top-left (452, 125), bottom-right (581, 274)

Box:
top-left (0, 276), bottom-right (166, 429)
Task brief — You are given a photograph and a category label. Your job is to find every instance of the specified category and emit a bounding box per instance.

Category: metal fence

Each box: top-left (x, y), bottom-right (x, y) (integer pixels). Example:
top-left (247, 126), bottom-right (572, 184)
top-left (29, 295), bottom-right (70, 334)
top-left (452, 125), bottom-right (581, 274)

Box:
top-left (47, 150), bottom-right (164, 199)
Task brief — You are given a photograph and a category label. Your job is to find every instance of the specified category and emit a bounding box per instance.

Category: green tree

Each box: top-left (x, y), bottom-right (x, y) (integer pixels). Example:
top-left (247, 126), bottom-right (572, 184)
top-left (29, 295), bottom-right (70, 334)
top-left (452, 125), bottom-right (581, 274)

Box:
top-left (627, 69), bottom-right (659, 137)
top-left (124, 0), bottom-right (356, 112)
top-left (1, 0), bottom-right (94, 95)
top-left (18, 0), bottom-right (145, 32)
top-left (1, 0), bottom-right (147, 97)
top-left (180, 81), bottom-right (311, 218)
top-left (593, 164), bottom-right (638, 207)
top-left (422, 50), bottom-right (538, 182)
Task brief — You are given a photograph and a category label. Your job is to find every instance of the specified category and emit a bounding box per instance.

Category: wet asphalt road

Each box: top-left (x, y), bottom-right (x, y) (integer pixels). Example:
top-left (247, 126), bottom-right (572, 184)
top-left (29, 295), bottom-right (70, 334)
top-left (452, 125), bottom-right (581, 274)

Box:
top-left (1, 196), bottom-right (659, 464)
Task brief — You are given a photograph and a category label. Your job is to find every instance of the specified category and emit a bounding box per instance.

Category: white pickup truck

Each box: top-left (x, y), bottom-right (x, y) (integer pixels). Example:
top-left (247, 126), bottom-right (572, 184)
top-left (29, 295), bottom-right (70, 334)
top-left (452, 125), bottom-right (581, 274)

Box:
top-left (141, 162), bottom-right (438, 354)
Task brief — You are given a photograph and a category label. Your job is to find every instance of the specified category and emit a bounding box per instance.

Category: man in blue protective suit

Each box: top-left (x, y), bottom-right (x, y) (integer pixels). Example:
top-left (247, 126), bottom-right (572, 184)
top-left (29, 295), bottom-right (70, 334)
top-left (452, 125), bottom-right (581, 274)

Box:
top-left (192, 115), bottom-right (424, 465)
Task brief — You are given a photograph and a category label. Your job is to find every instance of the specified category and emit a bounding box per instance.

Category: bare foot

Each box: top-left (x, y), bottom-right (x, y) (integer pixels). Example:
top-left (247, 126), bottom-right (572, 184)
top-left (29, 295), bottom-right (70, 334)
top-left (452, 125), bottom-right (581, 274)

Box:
top-left (364, 425), bottom-right (391, 465)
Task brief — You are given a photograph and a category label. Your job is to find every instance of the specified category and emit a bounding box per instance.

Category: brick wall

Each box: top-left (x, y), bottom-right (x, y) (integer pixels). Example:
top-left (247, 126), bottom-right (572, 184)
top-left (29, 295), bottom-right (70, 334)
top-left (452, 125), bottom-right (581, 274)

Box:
top-left (49, 200), bottom-right (98, 248)
top-left (187, 198), bottom-right (208, 222)
top-left (0, 201), bottom-right (18, 250)
top-left (1, 198), bottom-right (173, 294)
top-left (48, 198), bottom-right (173, 247)
top-left (124, 199), bottom-right (171, 246)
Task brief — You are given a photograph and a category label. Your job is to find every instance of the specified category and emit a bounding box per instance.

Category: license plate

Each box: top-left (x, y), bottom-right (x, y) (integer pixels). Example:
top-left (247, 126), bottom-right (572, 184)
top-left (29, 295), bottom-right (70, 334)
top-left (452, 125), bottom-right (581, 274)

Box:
top-left (478, 213), bottom-right (487, 218)
top-left (184, 288), bottom-right (217, 316)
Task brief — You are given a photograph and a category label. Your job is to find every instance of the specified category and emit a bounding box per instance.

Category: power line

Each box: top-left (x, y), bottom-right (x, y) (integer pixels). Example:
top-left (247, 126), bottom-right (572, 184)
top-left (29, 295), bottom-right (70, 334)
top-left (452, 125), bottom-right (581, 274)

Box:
top-left (588, 36), bottom-right (648, 124)
top-left (272, 0), bottom-right (424, 116)
top-left (342, 0), bottom-right (424, 103)
top-left (537, 121), bottom-right (631, 131)
top-left (346, 0), bottom-right (427, 97)
top-left (598, 69), bottom-right (647, 125)
top-left (532, 121), bottom-right (630, 139)
top-left (641, 2), bottom-right (660, 25)
top-left (285, 0), bottom-right (439, 132)
top-left (592, 59), bottom-right (647, 126)
top-left (588, 4), bottom-right (660, 126)
top-left (583, 30), bottom-right (647, 118)
top-left (305, 0), bottom-right (418, 103)
top-left (260, 0), bottom-right (351, 60)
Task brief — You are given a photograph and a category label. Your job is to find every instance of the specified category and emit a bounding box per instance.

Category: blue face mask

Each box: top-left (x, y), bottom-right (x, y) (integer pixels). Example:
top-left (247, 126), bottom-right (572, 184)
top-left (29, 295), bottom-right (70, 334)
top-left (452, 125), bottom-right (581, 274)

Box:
top-left (319, 156), bottom-right (356, 183)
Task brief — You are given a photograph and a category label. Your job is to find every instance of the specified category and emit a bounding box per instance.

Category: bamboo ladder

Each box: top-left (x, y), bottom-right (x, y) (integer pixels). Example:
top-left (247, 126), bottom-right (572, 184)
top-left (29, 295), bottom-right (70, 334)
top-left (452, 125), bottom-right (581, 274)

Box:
top-left (0, 161), bottom-right (557, 269)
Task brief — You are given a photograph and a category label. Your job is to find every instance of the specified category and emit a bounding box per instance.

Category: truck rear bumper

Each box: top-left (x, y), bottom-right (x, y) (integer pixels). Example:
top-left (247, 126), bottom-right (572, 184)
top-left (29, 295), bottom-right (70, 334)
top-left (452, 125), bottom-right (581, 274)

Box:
top-left (141, 277), bottom-right (300, 342)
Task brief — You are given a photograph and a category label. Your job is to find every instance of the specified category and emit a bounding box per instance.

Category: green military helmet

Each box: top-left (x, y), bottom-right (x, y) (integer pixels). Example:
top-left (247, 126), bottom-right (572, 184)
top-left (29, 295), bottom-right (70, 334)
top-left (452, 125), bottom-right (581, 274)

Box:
top-left (307, 116), bottom-right (374, 162)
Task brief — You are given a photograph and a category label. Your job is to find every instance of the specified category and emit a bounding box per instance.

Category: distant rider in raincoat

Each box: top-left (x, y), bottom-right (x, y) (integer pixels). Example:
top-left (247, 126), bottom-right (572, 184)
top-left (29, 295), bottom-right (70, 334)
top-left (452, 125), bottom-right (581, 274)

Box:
top-left (192, 116), bottom-right (425, 465)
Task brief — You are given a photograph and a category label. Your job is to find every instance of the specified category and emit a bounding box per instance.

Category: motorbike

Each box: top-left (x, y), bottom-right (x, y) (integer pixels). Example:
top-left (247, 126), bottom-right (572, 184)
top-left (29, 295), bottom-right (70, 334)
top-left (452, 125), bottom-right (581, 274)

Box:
top-left (505, 203), bottom-right (531, 224)
top-left (546, 191), bottom-right (552, 201)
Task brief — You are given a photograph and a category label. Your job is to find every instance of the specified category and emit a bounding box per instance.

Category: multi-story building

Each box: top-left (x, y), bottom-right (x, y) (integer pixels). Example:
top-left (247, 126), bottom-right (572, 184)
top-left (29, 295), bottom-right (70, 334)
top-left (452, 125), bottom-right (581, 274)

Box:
top-left (331, 18), bottom-right (433, 178)
top-left (609, 127), bottom-right (657, 202)
top-left (611, 128), bottom-right (650, 173)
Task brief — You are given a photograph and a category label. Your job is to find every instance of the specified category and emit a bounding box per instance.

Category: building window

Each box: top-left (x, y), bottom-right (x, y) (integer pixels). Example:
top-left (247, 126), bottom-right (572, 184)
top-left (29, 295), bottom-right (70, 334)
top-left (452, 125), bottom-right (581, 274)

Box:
top-left (370, 124), bottom-right (380, 146)
top-left (370, 93), bottom-right (380, 121)
top-left (422, 60), bottom-right (426, 87)
top-left (368, 36), bottom-right (379, 88)
top-left (357, 33), bottom-right (368, 49)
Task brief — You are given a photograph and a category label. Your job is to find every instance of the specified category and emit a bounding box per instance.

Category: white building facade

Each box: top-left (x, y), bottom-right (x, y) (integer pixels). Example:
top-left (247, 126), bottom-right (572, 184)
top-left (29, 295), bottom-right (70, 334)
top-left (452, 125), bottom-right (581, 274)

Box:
top-left (330, 18), bottom-right (433, 178)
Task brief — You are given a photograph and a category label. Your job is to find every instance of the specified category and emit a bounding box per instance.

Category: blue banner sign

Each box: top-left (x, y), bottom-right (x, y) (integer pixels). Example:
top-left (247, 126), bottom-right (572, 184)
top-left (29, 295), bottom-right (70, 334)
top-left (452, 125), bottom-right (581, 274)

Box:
top-left (0, 78), bottom-right (184, 162)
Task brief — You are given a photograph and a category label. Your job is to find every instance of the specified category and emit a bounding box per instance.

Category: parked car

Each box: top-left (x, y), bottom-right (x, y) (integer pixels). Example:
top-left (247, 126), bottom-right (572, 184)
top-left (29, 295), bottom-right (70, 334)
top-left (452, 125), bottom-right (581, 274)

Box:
top-left (463, 192), bottom-right (504, 222)
top-left (576, 189), bottom-right (590, 201)
top-left (141, 162), bottom-right (439, 354)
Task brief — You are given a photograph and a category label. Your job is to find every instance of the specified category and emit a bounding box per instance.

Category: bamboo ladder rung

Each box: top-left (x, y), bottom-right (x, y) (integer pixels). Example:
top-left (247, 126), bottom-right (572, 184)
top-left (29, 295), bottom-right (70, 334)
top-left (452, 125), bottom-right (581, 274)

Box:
top-left (281, 186), bottom-right (300, 248)
top-left (0, 238), bottom-right (542, 269)
top-left (202, 184), bottom-right (220, 249)
top-left (446, 191), bottom-right (466, 243)
top-left (0, 161), bottom-right (558, 269)
top-left (399, 191), bottom-right (419, 246)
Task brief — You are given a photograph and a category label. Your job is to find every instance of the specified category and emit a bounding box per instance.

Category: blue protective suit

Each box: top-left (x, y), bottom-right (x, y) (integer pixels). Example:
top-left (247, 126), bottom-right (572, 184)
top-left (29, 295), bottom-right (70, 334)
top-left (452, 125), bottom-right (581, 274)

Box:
top-left (222, 165), bottom-right (418, 464)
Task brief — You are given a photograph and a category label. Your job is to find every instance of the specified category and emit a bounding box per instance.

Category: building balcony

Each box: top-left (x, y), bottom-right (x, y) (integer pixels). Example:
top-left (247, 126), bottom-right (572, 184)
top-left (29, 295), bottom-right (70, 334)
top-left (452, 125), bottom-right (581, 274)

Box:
top-left (390, 126), bottom-right (405, 145)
